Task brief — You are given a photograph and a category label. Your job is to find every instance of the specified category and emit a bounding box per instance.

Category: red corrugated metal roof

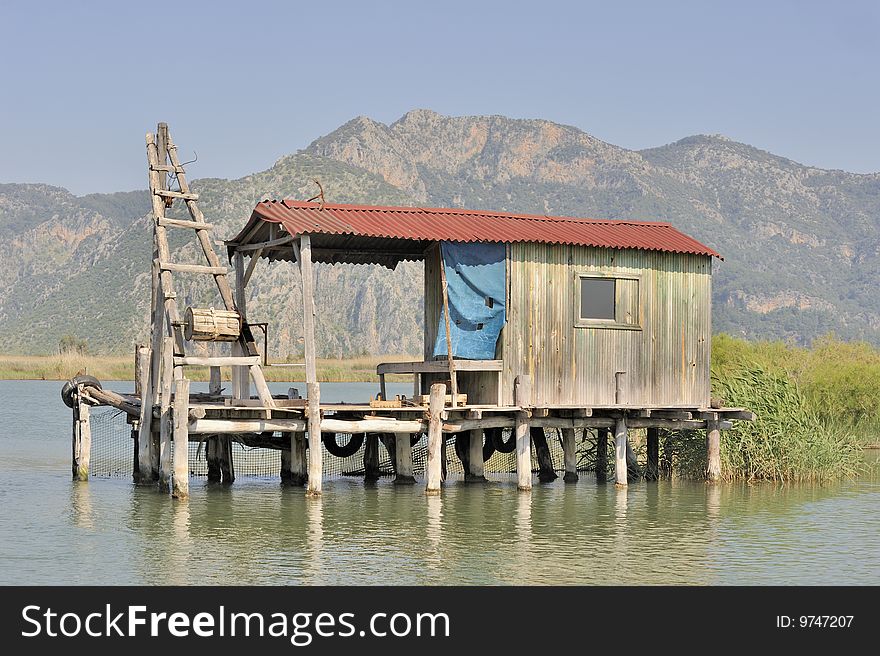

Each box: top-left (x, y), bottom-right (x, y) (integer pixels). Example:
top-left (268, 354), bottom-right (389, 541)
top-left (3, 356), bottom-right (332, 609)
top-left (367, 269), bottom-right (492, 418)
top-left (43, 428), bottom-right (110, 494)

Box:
top-left (242, 200), bottom-right (722, 258)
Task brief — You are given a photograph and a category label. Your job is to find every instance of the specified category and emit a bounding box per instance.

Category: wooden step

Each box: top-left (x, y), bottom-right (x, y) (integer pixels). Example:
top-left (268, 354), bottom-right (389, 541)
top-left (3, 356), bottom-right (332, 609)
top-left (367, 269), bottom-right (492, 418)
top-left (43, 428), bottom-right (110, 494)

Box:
top-left (174, 356), bottom-right (261, 367)
top-left (154, 189), bottom-right (199, 200)
top-left (159, 261), bottom-right (227, 275)
top-left (158, 217), bottom-right (214, 230)
top-left (150, 164), bottom-right (185, 173)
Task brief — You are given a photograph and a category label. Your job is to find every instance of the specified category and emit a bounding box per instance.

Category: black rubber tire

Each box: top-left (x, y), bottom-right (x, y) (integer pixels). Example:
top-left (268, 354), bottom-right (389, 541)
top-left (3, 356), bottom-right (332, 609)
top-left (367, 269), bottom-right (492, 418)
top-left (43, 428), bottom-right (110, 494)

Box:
top-left (489, 427), bottom-right (516, 454)
top-left (61, 374), bottom-right (103, 408)
top-left (322, 432), bottom-right (365, 458)
top-left (453, 433), bottom-right (496, 465)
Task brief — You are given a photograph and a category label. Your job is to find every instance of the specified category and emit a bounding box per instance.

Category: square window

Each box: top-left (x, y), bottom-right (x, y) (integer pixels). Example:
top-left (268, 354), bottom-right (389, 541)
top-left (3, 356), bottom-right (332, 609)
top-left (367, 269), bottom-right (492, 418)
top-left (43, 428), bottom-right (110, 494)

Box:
top-left (580, 277), bottom-right (616, 320)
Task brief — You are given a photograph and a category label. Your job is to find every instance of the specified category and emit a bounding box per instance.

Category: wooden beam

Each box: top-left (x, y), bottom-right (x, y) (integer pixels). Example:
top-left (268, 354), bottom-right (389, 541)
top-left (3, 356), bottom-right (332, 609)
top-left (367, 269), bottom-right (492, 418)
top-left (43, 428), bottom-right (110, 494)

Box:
top-left (72, 387), bottom-right (91, 481)
top-left (438, 248), bottom-right (457, 403)
top-left (299, 235), bottom-right (318, 385)
top-left (306, 381), bottom-right (322, 497)
top-left (646, 427), bottom-right (660, 481)
top-left (158, 335), bottom-right (174, 493)
top-left (377, 360), bottom-right (502, 375)
top-left (425, 383), bottom-right (445, 495)
top-left (562, 427), bottom-right (578, 483)
top-left (136, 346), bottom-right (154, 484)
top-left (467, 429), bottom-right (485, 481)
top-left (236, 235), bottom-right (294, 251)
top-left (154, 189), bottom-right (199, 200)
top-left (242, 248), bottom-right (263, 286)
top-left (394, 433), bottom-right (415, 484)
top-left (157, 217), bottom-right (214, 230)
top-left (172, 377), bottom-right (190, 499)
top-left (614, 416), bottom-right (628, 487)
top-left (514, 375), bottom-right (532, 491)
top-left (175, 355), bottom-right (260, 367)
top-left (159, 261), bottom-right (227, 275)
top-left (706, 419), bottom-right (721, 482)
top-left (233, 251), bottom-right (250, 402)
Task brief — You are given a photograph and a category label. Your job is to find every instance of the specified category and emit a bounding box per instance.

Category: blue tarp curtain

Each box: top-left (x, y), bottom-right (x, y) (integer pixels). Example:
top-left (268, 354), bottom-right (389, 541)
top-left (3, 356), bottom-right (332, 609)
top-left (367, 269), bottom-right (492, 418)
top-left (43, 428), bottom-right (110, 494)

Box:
top-left (433, 241), bottom-right (506, 360)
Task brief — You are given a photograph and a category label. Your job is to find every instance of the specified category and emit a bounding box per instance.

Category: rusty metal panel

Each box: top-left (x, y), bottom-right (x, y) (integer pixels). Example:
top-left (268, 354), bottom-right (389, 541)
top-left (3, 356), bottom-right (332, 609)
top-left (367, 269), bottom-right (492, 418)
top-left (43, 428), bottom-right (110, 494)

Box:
top-left (502, 243), bottom-right (712, 407)
top-left (232, 201), bottom-right (722, 261)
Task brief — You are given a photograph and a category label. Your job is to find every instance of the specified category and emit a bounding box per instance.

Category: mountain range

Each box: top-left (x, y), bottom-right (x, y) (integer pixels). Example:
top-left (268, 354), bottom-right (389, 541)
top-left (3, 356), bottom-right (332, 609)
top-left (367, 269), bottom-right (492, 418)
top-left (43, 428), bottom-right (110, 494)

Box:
top-left (2, 109), bottom-right (878, 357)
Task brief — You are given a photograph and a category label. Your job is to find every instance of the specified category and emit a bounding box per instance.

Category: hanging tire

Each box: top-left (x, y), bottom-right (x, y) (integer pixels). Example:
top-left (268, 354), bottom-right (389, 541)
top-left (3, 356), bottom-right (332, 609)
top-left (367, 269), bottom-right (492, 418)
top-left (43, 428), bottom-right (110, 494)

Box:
top-left (489, 427), bottom-right (515, 454)
top-left (453, 433), bottom-right (497, 464)
top-left (322, 432), bottom-right (365, 458)
top-left (61, 374), bottom-right (103, 408)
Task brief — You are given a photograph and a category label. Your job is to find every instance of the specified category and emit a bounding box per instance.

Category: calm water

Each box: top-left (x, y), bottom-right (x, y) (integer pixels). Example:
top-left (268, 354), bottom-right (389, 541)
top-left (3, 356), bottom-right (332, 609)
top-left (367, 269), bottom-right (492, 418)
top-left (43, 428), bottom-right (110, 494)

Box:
top-left (1, 379), bottom-right (878, 585)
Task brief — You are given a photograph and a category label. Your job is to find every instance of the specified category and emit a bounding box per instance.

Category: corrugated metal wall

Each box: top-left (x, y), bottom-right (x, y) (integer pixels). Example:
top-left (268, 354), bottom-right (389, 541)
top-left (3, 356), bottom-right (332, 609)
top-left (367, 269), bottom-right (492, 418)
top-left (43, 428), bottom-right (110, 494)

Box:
top-left (422, 242), bottom-right (712, 407)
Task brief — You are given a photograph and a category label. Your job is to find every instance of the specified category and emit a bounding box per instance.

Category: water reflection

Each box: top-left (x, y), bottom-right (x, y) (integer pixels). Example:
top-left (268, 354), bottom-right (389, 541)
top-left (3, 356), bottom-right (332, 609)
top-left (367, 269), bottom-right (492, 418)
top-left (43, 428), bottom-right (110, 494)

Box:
top-left (303, 499), bottom-right (324, 584)
top-left (70, 481), bottom-right (94, 529)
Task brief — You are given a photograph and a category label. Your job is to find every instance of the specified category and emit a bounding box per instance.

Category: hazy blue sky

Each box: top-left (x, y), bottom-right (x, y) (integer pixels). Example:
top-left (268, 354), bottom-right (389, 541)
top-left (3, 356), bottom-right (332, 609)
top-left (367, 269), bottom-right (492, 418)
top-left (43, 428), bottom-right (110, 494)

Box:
top-left (1, 0), bottom-right (877, 194)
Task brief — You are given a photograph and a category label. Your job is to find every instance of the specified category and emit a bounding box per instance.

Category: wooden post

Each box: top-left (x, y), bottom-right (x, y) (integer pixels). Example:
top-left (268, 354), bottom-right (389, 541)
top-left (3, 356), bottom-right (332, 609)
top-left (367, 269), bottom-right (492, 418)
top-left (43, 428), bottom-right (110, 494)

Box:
top-left (72, 388), bottom-right (91, 481)
top-left (135, 346), bottom-right (153, 484)
top-left (596, 427), bottom-right (609, 483)
top-left (562, 427), bottom-right (578, 483)
top-left (172, 377), bottom-right (190, 499)
top-left (287, 388), bottom-right (307, 486)
top-left (306, 382), bottom-right (322, 496)
top-left (425, 383), bottom-right (445, 495)
top-left (158, 335), bottom-right (174, 492)
top-left (218, 435), bottom-right (235, 484)
top-left (209, 366), bottom-right (222, 396)
top-left (514, 375), bottom-right (532, 491)
top-left (706, 419), bottom-right (721, 482)
top-left (646, 427), bottom-right (660, 481)
top-left (233, 251), bottom-right (250, 401)
top-left (206, 436), bottom-right (221, 482)
top-left (466, 429), bottom-right (485, 481)
top-left (531, 426), bottom-right (558, 482)
top-left (300, 235), bottom-right (322, 497)
top-left (364, 434), bottom-right (380, 481)
top-left (394, 433), bottom-right (415, 484)
top-left (614, 415), bottom-right (628, 487)
top-left (437, 246), bottom-right (458, 404)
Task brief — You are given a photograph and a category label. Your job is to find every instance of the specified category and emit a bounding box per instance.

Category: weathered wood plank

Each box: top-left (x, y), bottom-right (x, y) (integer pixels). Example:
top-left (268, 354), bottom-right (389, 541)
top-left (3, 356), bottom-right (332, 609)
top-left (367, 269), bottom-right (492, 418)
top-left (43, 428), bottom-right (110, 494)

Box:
top-left (159, 261), bottom-right (227, 275)
top-left (425, 383), bottom-right (445, 495)
top-left (172, 377), bottom-right (190, 499)
top-left (175, 355), bottom-right (259, 367)
top-left (514, 375), bottom-right (532, 491)
top-left (158, 335), bottom-right (174, 492)
top-left (157, 217), bottom-right (214, 230)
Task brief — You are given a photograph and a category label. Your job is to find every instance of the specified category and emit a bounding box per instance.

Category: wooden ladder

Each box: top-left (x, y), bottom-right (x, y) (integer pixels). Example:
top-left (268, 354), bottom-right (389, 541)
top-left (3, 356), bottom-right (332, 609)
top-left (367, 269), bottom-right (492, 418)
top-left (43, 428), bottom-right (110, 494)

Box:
top-left (144, 122), bottom-right (275, 409)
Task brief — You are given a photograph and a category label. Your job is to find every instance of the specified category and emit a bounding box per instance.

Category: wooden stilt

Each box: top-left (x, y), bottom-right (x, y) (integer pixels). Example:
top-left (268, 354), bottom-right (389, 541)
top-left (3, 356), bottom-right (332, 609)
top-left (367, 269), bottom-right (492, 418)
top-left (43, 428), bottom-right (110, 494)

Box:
top-left (626, 437), bottom-right (640, 480)
top-left (562, 427), bottom-right (578, 483)
top-left (72, 388), bottom-right (91, 481)
top-left (394, 433), bottom-right (415, 484)
top-left (209, 366), bottom-right (222, 396)
top-left (466, 429), bottom-right (485, 481)
top-left (206, 436), bottom-right (221, 482)
top-left (532, 426), bottom-right (558, 482)
top-left (172, 377), bottom-right (190, 499)
top-left (706, 419), bottom-right (721, 482)
top-left (291, 431), bottom-right (307, 486)
top-left (158, 335), bottom-right (174, 492)
top-left (280, 444), bottom-right (293, 485)
top-left (646, 427), bottom-right (660, 481)
top-left (233, 252), bottom-right (251, 401)
top-left (150, 428), bottom-right (160, 481)
top-left (135, 346), bottom-right (153, 484)
top-left (596, 427), bottom-right (609, 483)
top-left (306, 382), bottom-right (322, 496)
top-left (614, 416), bottom-right (628, 487)
top-left (514, 375), bottom-right (532, 491)
top-left (364, 433), bottom-right (380, 481)
top-left (218, 435), bottom-right (235, 484)
top-left (425, 383), bottom-right (445, 495)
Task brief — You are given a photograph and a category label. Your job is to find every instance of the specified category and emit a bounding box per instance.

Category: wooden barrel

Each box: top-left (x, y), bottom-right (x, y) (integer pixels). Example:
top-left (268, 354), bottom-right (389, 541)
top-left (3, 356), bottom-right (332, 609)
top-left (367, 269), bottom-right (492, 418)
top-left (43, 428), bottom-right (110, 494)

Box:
top-left (184, 307), bottom-right (242, 342)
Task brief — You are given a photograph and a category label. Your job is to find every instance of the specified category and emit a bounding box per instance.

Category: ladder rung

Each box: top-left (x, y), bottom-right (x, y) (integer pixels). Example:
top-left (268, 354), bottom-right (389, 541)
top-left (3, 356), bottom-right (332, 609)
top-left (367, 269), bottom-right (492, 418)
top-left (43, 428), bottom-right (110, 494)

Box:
top-left (174, 356), bottom-right (261, 367)
top-left (150, 164), bottom-right (185, 173)
top-left (159, 261), bottom-right (227, 275)
top-left (158, 217), bottom-right (214, 230)
top-left (154, 189), bottom-right (199, 200)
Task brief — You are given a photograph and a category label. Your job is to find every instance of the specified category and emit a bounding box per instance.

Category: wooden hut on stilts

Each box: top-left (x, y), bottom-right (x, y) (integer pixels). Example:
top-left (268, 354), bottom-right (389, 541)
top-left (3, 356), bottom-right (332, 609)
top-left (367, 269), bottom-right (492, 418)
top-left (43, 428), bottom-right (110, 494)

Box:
top-left (64, 123), bottom-right (753, 497)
